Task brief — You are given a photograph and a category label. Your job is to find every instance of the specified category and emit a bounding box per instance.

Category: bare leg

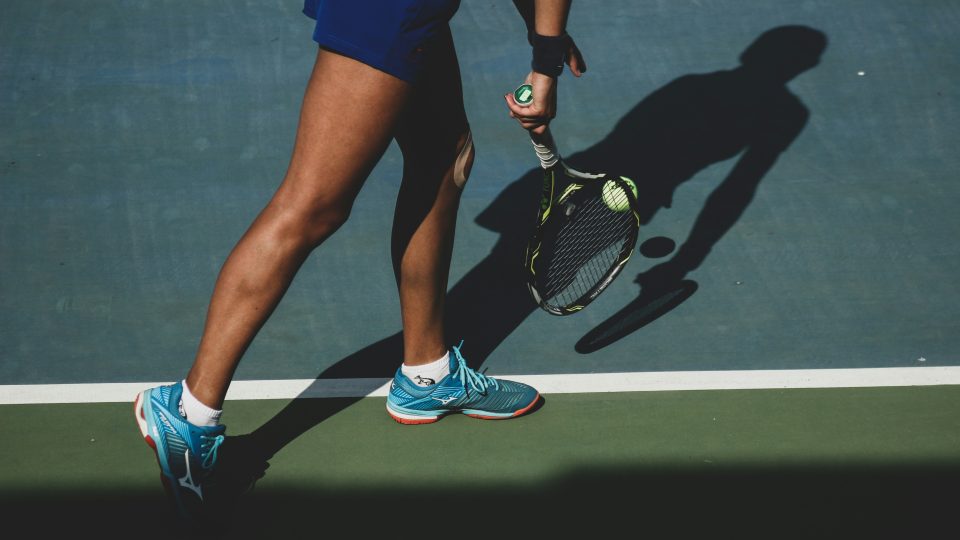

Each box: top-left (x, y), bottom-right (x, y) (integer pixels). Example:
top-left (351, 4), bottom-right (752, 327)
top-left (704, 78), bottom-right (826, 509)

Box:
top-left (392, 28), bottom-right (473, 366)
top-left (186, 49), bottom-right (411, 408)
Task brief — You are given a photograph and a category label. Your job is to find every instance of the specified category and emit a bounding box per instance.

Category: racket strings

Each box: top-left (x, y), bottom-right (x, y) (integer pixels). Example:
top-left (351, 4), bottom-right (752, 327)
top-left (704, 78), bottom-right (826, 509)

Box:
top-left (548, 231), bottom-right (629, 303)
top-left (540, 196), bottom-right (634, 306)
top-left (547, 234), bottom-right (628, 305)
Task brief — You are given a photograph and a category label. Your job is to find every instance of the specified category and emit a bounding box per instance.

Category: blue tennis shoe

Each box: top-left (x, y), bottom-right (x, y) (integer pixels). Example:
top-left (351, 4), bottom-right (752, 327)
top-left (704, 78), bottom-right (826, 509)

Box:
top-left (134, 382), bottom-right (225, 521)
top-left (387, 341), bottom-right (540, 424)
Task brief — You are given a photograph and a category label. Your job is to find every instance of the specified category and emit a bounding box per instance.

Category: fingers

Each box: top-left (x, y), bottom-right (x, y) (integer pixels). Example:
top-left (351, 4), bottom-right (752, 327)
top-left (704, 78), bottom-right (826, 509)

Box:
top-left (504, 92), bottom-right (532, 117)
top-left (503, 92), bottom-right (553, 121)
top-left (505, 74), bottom-right (555, 129)
top-left (504, 91), bottom-right (555, 129)
top-left (505, 35), bottom-right (585, 132)
top-left (504, 93), bottom-right (551, 130)
top-left (505, 72), bottom-right (558, 131)
top-left (567, 44), bottom-right (586, 77)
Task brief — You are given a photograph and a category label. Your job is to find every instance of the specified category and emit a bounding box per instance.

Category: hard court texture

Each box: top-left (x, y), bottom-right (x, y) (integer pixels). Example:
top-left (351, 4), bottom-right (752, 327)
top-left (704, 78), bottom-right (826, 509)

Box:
top-left (1, 0), bottom-right (959, 534)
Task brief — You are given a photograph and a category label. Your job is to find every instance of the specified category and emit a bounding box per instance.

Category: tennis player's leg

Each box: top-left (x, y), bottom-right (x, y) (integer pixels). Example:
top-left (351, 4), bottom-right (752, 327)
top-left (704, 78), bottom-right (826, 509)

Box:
top-left (136, 47), bottom-right (412, 520)
top-left (386, 28), bottom-right (540, 423)
top-left (183, 50), bottom-right (411, 408)
top-left (390, 39), bottom-right (470, 369)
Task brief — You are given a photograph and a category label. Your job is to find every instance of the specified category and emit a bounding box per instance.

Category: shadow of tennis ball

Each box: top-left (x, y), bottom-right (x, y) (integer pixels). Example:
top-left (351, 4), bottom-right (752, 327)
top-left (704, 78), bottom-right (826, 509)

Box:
top-left (639, 236), bottom-right (676, 258)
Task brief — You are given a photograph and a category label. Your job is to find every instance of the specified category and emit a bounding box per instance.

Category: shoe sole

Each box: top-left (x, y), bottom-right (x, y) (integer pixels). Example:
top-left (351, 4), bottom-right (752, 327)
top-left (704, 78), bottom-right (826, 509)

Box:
top-left (386, 393), bottom-right (541, 425)
top-left (134, 391), bottom-right (181, 513)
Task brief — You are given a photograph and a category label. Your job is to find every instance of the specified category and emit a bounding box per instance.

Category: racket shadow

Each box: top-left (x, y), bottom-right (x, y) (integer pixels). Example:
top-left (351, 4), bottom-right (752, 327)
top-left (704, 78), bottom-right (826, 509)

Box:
top-left (575, 280), bottom-right (698, 354)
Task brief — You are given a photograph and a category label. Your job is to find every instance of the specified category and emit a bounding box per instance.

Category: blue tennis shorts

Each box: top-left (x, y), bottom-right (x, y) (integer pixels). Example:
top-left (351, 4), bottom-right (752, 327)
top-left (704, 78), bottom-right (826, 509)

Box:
top-left (302, 0), bottom-right (461, 83)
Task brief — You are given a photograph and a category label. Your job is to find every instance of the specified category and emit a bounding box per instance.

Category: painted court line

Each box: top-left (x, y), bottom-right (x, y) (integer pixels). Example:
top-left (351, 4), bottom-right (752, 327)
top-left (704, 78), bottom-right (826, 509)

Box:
top-left (1, 366), bottom-right (959, 405)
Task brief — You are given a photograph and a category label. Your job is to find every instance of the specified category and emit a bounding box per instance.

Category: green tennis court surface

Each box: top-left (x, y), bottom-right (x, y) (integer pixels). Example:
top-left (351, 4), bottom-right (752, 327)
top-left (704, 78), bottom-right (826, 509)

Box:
top-left (2, 0), bottom-right (958, 534)
top-left (5, 387), bottom-right (959, 535)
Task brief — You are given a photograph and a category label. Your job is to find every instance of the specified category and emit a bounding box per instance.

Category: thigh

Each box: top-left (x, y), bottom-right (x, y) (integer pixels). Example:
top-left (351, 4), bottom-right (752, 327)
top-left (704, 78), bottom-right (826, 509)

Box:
top-left (275, 47), bottom-right (412, 212)
top-left (394, 25), bottom-right (470, 160)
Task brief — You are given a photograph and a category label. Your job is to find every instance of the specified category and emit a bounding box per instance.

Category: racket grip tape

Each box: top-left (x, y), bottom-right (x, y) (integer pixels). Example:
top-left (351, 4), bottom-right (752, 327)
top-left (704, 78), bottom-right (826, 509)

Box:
top-left (530, 127), bottom-right (559, 169)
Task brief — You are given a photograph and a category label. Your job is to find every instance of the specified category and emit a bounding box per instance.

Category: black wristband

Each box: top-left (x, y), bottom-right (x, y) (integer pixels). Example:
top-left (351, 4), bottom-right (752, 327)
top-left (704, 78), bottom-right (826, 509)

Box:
top-left (530, 31), bottom-right (570, 77)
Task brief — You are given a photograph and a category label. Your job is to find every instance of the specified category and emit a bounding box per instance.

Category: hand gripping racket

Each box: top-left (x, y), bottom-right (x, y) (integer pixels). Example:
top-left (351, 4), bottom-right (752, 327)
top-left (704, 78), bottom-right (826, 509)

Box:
top-left (516, 86), bottom-right (641, 315)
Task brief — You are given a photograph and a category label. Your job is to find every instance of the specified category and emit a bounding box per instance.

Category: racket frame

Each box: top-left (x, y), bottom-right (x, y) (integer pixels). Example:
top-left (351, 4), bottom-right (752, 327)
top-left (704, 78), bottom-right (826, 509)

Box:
top-left (524, 129), bottom-right (640, 315)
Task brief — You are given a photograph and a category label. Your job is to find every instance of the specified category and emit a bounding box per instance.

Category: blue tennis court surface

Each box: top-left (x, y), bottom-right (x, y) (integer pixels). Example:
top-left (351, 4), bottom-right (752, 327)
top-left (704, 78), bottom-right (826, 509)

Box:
top-left (3, 1), bottom-right (958, 386)
top-left (3, 1), bottom-right (960, 535)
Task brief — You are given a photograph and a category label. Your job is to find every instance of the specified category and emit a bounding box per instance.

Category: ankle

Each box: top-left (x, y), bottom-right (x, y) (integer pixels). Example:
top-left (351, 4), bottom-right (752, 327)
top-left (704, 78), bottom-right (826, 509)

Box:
top-left (180, 380), bottom-right (223, 427)
top-left (400, 351), bottom-right (451, 387)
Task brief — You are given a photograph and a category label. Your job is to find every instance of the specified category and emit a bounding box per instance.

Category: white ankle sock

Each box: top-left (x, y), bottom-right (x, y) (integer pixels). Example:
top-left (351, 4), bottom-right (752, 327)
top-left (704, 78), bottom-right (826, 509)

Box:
top-left (401, 352), bottom-right (451, 387)
top-left (180, 380), bottom-right (223, 427)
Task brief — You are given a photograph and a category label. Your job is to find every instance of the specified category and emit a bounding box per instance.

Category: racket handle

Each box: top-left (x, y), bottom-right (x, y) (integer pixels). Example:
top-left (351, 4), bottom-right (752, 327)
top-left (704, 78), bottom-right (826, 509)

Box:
top-left (530, 127), bottom-right (560, 169)
top-left (514, 83), bottom-right (560, 169)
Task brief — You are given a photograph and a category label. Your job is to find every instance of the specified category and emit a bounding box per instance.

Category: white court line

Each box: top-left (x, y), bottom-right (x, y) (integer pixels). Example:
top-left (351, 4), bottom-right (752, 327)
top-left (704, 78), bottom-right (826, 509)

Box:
top-left (1, 366), bottom-right (959, 405)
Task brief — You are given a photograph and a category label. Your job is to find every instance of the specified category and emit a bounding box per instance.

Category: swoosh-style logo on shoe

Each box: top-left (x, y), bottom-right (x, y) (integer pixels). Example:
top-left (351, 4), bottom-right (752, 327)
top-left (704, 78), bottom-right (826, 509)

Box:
top-left (178, 449), bottom-right (203, 500)
top-left (433, 396), bottom-right (456, 405)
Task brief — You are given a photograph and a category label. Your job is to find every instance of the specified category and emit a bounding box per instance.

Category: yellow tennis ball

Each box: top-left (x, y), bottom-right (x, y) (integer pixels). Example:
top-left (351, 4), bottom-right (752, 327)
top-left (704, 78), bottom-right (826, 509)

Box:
top-left (601, 176), bottom-right (637, 212)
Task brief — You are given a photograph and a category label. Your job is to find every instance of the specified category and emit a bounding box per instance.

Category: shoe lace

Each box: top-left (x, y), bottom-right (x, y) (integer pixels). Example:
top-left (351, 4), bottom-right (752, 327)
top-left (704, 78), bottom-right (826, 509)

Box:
top-left (200, 434), bottom-right (225, 470)
top-left (452, 341), bottom-right (499, 395)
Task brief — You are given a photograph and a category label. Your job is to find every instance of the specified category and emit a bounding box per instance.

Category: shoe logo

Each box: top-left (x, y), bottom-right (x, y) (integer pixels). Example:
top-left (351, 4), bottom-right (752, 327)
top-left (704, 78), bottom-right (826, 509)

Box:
top-left (157, 406), bottom-right (176, 431)
top-left (178, 449), bottom-right (204, 500)
top-left (433, 396), bottom-right (456, 405)
top-left (414, 375), bottom-right (435, 386)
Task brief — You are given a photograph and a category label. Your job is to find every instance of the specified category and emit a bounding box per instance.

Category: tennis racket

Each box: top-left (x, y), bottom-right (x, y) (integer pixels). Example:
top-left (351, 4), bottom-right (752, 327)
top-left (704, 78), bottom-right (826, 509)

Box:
top-left (517, 86), bottom-right (641, 315)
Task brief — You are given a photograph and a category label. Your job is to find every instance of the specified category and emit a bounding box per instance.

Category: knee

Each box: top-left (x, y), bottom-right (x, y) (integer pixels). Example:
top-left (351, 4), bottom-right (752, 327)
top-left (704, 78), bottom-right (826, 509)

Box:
top-left (269, 193), bottom-right (353, 250)
top-left (399, 127), bottom-right (475, 189)
top-left (302, 201), bottom-right (352, 247)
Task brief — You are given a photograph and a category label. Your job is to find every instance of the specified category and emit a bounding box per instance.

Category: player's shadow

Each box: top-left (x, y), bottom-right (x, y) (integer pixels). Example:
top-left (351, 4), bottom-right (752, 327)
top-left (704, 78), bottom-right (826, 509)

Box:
top-left (575, 25), bottom-right (827, 351)
top-left (212, 25), bottom-right (828, 507)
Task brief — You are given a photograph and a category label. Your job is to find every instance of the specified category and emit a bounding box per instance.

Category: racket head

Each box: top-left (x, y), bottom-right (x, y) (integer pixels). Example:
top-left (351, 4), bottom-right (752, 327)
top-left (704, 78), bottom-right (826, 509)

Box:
top-left (525, 162), bottom-right (641, 315)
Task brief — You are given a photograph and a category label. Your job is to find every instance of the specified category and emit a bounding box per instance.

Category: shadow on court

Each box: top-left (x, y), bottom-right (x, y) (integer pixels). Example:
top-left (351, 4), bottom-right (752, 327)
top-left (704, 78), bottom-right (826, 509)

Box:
top-left (8, 463), bottom-right (955, 537)
top-left (576, 279), bottom-right (700, 353)
top-left (174, 25), bottom-right (831, 518)
top-left (577, 24), bottom-right (827, 351)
